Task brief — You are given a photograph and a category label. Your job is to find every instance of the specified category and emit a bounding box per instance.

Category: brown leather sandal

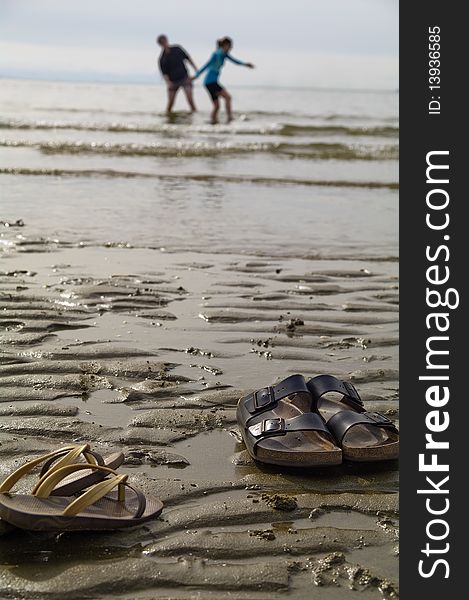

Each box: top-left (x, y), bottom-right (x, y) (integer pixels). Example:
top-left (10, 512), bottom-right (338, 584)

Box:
top-left (307, 375), bottom-right (399, 462)
top-left (237, 374), bottom-right (342, 467)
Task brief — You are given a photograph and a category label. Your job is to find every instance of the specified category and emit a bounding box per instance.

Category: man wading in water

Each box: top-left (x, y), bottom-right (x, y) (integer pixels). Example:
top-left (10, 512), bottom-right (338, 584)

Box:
top-left (157, 34), bottom-right (197, 114)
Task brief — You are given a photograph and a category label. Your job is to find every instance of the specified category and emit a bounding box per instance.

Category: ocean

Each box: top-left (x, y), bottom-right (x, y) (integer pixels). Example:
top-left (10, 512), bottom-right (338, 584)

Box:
top-left (1, 79), bottom-right (397, 256)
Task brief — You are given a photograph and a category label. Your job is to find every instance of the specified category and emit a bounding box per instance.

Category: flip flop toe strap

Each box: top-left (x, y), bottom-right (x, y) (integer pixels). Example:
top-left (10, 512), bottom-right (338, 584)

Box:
top-left (247, 412), bottom-right (333, 455)
top-left (242, 374), bottom-right (310, 415)
top-left (327, 410), bottom-right (398, 445)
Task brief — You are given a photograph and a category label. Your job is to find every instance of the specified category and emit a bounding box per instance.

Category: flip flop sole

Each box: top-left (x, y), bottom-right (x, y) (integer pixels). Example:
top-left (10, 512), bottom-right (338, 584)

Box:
top-left (0, 490), bottom-right (163, 531)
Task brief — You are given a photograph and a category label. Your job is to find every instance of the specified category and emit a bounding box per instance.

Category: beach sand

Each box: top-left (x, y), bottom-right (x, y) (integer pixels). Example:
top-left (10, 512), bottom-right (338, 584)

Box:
top-left (0, 80), bottom-right (399, 599)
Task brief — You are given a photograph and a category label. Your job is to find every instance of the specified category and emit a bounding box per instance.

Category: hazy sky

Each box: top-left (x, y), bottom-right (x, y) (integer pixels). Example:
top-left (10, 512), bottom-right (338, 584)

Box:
top-left (0, 0), bottom-right (398, 89)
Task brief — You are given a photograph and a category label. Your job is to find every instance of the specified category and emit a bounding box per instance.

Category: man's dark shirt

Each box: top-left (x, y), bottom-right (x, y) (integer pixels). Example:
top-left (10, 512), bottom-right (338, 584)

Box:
top-left (159, 45), bottom-right (190, 82)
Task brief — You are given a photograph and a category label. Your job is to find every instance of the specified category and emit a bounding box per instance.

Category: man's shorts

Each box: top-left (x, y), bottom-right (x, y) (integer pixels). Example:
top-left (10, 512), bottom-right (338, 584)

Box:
top-left (168, 76), bottom-right (192, 92)
top-left (205, 82), bottom-right (224, 101)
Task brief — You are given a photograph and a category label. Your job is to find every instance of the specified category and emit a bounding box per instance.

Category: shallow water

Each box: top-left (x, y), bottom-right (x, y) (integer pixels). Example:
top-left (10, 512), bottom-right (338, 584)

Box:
top-left (0, 79), bottom-right (398, 599)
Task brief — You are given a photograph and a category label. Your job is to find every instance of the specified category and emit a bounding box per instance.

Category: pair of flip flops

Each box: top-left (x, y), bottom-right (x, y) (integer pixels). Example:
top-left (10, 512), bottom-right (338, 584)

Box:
top-left (237, 374), bottom-right (399, 466)
top-left (0, 444), bottom-right (163, 531)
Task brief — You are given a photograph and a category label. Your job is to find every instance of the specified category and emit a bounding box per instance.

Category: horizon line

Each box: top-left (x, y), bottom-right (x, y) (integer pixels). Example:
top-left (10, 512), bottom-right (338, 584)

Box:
top-left (0, 74), bottom-right (398, 95)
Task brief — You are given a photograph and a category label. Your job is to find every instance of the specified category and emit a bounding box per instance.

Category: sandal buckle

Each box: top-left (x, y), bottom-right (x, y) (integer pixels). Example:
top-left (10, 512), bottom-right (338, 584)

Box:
top-left (262, 418), bottom-right (285, 433)
top-left (254, 387), bottom-right (274, 409)
top-left (366, 412), bottom-right (390, 424)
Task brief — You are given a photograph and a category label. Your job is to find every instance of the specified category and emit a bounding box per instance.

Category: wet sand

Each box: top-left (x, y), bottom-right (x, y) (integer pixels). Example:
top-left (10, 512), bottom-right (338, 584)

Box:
top-left (0, 228), bottom-right (398, 599)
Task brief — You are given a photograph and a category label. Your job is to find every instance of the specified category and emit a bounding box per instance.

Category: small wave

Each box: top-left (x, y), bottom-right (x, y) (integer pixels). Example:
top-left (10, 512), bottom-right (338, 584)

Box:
top-left (0, 118), bottom-right (398, 138)
top-left (0, 167), bottom-right (399, 189)
top-left (250, 110), bottom-right (398, 123)
top-left (0, 139), bottom-right (398, 161)
top-left (35, 107), bottom-right (162, 117)
top-left (0, 119), bottom-right (281, 136)
top-left (1, 139), bottom-right (272, 158)
top-left (277, 142), bottom-right (398, 161)
top-left (280, 124), bottom-right (398, 137)
top-left (36, 106), bottom-right (398, 123)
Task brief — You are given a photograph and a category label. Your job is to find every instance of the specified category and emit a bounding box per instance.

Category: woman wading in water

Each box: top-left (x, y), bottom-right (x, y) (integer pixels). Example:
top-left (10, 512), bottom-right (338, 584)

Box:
top-left (192, 37), bottom-right (254, 123)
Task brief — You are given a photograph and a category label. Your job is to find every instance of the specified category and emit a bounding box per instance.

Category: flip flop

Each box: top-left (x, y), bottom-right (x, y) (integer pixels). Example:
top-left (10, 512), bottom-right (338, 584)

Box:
top-left (0, 464), bottom-right (163, 531)
top-left (307, 375), bottom-right (399, 461)
top-left (237, 374), bottom-right (342, 467)
top-left (0, 444), bottom-right (124, 497)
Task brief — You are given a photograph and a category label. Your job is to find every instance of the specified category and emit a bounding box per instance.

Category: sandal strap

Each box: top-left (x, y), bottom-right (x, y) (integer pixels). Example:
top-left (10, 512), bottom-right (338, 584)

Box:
top-left (66, 478), bottom-right (145, 518)
top-left (39, 448), bottom-right (103, 478)
top-left (33, 463), bottom-right (146, 519)
top-left (0, 444), bottom-right (91, 493)
top-left (248, 413), bottom-right (333, 455)
top-left (327, 410), bottom-right (398, 445)
top-left (63, 474), bottom-right (127, 516)
top-left (64, 479), bottom-right (146, 518)
top-left (33, 463), bottom-right (118, 497)
top-left (307, 375), bottom-right (363, 410)
top-left (242, 374), bottom-right (309, 415)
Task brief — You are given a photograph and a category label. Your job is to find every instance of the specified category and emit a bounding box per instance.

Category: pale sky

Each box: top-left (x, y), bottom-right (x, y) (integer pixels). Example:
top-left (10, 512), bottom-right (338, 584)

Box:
top-left (0, 0), bottom-right (398, 89)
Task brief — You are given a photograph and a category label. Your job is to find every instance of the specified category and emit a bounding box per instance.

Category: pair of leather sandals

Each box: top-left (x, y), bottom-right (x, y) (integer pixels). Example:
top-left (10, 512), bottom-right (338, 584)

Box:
top-left (237, 374), bottom-right (399, 466)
